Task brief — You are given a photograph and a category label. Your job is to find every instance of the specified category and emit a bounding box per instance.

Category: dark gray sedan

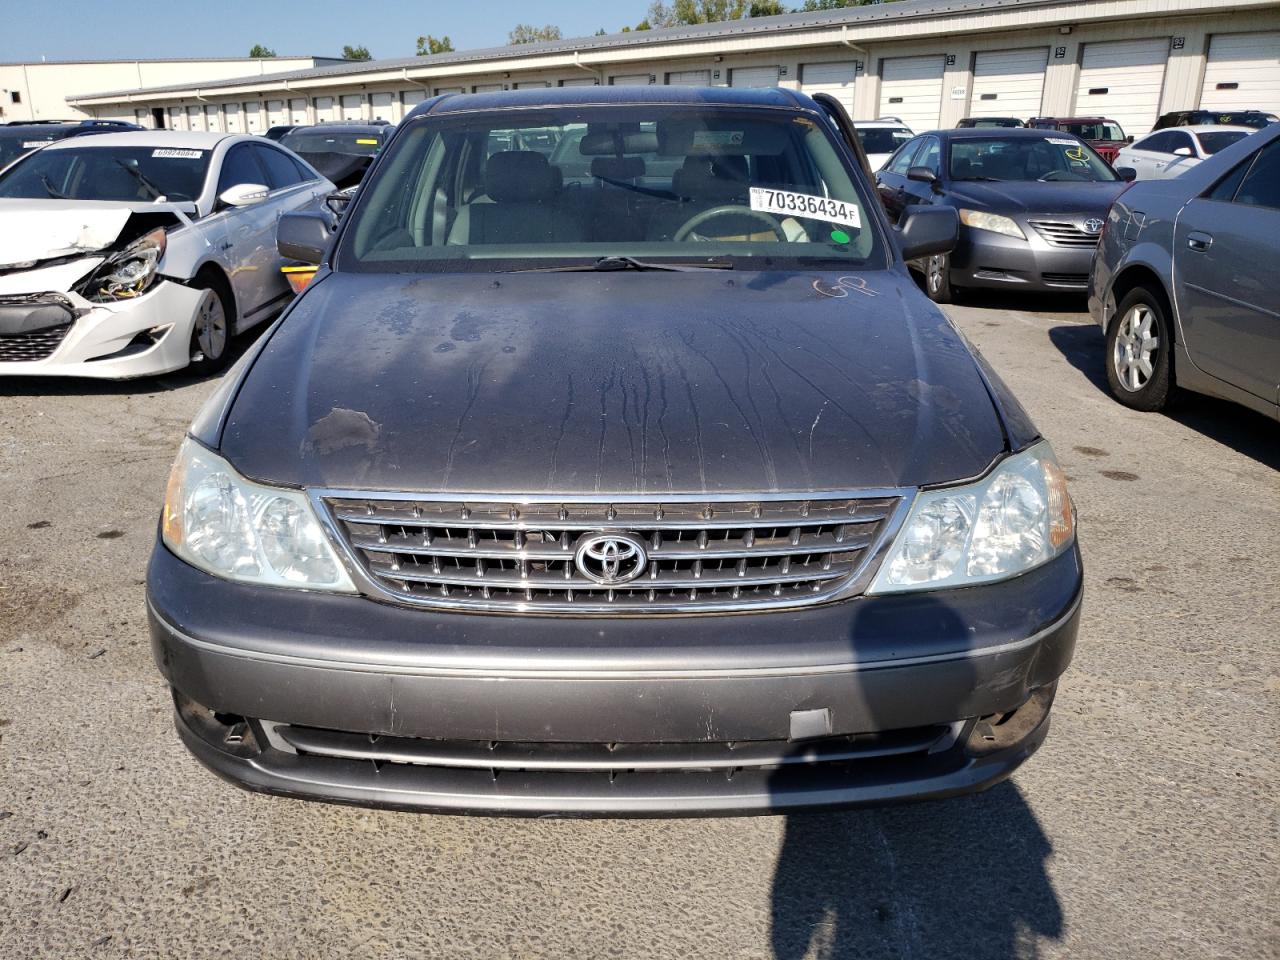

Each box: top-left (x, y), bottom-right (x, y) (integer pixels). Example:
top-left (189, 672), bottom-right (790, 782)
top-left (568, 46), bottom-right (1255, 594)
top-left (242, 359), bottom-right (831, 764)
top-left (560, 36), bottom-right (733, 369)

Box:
top-left (1089, 125), bottom-right (1279, 420)
top-left (877, 128), bottom-right (1131, 303)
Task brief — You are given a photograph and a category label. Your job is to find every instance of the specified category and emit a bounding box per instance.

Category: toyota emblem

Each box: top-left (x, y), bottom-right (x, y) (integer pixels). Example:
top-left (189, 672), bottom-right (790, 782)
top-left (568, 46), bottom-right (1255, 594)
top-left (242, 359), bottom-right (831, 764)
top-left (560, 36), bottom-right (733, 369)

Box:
top-left (1083, 218), bottom-right (1104, 235)
top-left (574, 532), bottom-right (648, 585)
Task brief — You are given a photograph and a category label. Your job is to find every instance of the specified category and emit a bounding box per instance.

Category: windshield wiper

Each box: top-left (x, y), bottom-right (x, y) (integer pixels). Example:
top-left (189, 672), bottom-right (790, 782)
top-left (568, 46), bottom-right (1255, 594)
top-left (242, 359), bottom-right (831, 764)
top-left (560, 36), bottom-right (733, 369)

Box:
top-left (114, 160), bottom-right (165, 200)
top-left (39, 174), bottom-right (67, 199)
top-left (513, 256), bottom-right (734, 274)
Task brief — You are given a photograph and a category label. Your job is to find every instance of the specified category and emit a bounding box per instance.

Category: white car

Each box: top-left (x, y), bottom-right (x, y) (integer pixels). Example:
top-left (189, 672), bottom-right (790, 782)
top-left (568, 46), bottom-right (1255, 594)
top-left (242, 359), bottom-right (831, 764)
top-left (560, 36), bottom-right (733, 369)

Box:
top-left (0, 131), bottom-right (334, 378)
top-left (851, 120), bottom-right (915, 170)
top-left (1114, 124), bottom-right (1254, 180)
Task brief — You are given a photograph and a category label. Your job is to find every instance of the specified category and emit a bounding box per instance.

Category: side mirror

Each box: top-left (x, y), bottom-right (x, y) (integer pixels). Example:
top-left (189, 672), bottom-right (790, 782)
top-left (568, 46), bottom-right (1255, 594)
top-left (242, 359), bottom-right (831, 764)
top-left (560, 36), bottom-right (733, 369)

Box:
top-left (1125, 136), bottom-right (1135, 144)
top-left (1173, 146), bottom-right (1193, 157)
top-left (1115, 166), bottom-right (1138, 182)
top-left (896, 205), bottom-right (958, 261)
top-left (218, 182), bottom-right (269, 208)
top-left (907, 166), bottom-right (939, 188)
top-left (277, 210), bottom-right (332, 265)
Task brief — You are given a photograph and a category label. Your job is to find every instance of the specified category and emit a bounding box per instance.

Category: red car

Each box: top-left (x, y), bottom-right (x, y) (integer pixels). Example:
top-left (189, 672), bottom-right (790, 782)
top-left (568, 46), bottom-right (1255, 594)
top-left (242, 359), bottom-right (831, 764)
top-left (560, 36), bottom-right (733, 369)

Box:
top-left (1028, 117), bottom-right (1130, 163)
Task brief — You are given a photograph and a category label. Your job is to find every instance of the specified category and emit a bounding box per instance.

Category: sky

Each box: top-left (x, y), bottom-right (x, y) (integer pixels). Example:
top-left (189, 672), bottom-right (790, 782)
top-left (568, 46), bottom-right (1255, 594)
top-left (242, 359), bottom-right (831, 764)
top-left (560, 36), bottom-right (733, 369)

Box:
top-left (0, 0), bottom-right (657, 62)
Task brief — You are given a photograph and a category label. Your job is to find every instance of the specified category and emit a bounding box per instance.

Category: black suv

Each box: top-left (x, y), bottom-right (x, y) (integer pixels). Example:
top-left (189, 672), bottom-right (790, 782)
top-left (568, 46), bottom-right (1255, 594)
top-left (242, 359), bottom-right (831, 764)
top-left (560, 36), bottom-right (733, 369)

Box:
top-left (0, 119), bottom-right (142, 169)
top-left (1153, 109), bottom-right (1278, 131)
top-left (148, 87), bottom-right (1082, 816)
top-left (277, 121), bottom-right (391, 188)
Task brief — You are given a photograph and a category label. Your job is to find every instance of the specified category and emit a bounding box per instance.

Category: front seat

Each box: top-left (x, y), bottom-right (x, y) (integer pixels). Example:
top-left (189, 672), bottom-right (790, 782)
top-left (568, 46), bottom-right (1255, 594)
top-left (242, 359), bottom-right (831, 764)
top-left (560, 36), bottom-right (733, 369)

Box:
top-left (448, 151), bottom-right (583, 245)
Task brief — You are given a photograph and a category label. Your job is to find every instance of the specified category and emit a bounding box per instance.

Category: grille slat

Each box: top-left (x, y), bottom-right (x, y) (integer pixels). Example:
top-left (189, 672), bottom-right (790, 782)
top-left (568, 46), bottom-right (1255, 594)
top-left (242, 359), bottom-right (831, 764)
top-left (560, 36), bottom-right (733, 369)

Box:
top-left (1028, 219), bottom-right (1100, 248)
top-left (0, 324), bottom-right (72, 362)
top-left (326, 495), bottom-right (902, 614)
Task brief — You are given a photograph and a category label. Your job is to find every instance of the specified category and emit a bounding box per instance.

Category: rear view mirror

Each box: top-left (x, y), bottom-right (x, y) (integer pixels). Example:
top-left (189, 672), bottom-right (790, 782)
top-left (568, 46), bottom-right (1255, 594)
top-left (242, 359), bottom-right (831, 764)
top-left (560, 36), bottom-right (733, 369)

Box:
top-left (218, 183), bottom-right (269, 208)
top-left (277, 211), bottom-right (333, 265)
top-left (896, 205), bottom-right (958, 261)
top-left (1116, 167), bottom-right (1137, 182)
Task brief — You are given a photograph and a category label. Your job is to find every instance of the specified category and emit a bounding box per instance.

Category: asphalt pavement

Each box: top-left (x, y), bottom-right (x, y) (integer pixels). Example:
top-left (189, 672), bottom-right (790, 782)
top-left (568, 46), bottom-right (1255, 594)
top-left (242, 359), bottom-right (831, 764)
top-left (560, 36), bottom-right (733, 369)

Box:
top-left (1, 294), bottom-right (1276, 959)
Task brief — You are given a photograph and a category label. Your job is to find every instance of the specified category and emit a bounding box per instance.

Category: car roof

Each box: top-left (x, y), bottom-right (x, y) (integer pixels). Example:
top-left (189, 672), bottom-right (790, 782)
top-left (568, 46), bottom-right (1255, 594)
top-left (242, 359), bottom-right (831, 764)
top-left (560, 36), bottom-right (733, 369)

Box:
top-left (1033, 117), bottom-right (1113, 123)
top-left (933, 127), bottom-right (1081, 141)
top-left (1160, 124), bottom-right (1257, 135)
top-left (413, 84), bottom-right (803, 119)
top-left (852, 120), bottom-right (911, 128)
top-left (286, 123), bottom-right (389, 133)
top-left (43, 130), bottom-right (234, 150)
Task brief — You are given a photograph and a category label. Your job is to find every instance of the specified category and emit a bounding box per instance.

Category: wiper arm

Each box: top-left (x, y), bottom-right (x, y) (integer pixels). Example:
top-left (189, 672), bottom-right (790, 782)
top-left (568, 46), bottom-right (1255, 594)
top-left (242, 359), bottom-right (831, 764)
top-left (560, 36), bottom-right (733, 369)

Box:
top-left (513, 256), bottom-right (734, 274)
top-left (39, 174), bottom-right (67, 199)
top-left (115, 160), bottom-right (165, 199)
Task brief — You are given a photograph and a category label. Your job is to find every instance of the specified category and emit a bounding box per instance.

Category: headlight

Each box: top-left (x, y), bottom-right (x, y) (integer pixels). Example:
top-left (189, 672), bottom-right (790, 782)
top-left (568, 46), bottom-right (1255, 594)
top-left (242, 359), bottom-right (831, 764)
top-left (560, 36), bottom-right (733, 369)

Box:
top-left (86, 227), bottom-right (166, 301)
top-left (958, 209), bottom-right (1026, 240)
top-left (161, 438), bottom-right (356, 592)
top-left (869, 441), bottom-right (1075, 594)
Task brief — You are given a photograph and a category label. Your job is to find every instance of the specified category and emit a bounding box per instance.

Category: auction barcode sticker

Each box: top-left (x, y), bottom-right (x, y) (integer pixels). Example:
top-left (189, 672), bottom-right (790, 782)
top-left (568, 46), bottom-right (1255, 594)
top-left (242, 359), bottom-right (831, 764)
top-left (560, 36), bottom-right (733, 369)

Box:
top-left (152, 148), bottom-right (204, 159)
top-left (749, 187), bottom-right (861, 229)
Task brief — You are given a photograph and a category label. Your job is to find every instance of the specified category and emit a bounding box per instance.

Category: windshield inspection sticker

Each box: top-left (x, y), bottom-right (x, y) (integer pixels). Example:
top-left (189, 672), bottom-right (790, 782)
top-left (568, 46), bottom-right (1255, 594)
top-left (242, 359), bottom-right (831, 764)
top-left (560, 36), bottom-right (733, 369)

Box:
top-left (750, 187), bottom-right (862, 228)
top-left (22, 140), bottom-right (52, 148)
top-left (151, 148), bottom-right (203, 159)
top-left (1045, 138), bottom-right (1078, 146)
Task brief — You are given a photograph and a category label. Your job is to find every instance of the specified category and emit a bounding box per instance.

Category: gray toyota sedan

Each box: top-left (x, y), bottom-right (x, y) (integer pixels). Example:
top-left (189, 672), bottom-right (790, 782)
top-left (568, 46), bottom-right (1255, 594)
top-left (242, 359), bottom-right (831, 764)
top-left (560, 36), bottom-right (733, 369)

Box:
top-left (147, 87), bottom-right (1081, 816)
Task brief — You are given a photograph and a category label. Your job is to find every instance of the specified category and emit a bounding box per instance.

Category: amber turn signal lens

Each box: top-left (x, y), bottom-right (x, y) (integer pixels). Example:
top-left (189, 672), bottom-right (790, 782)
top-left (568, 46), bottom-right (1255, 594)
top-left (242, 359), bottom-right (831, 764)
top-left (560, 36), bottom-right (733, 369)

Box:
top-left (281, 266), bottom-right (317, 295)
top-left (1043, 458), bottom-right (1075, 550)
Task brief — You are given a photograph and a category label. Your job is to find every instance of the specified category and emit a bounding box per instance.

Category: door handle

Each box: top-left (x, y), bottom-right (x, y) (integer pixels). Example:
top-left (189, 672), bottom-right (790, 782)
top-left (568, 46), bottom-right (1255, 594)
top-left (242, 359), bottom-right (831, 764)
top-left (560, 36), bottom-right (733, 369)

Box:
top-left (1186, 231), bottom-right (1213, 252)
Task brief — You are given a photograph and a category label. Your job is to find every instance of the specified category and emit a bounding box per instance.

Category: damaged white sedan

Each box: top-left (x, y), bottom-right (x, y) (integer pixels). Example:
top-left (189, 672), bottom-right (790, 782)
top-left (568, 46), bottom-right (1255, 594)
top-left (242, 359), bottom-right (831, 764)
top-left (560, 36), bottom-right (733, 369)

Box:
top-left (0, 131), bottom-right (333, 378)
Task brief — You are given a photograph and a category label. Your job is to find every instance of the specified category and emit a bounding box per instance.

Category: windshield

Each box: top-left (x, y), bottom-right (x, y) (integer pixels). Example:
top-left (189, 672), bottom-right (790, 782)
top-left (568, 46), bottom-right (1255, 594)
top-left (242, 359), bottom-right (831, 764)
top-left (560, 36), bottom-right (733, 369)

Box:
top-left (969, 118), bottom-right (1022, 128)
top-left (950, 136), bottom-right (1118, 182)
top-left (280, 128), bottom-right (384, 156)
top-left (1210, 112), bottom-right (1276, 129)
top-left (0, 131), bottom-right (65, 169)
top-left (340, 106), bottom-right (881, 272)
top-left (856, 127), bottom-right (913, 154)
top-left (0, 145), bottom-right (209, 201)
top-left (1198, 130), bottom-right (1251, 154)
top-left (1061, 121), bottom-right (1125, 141)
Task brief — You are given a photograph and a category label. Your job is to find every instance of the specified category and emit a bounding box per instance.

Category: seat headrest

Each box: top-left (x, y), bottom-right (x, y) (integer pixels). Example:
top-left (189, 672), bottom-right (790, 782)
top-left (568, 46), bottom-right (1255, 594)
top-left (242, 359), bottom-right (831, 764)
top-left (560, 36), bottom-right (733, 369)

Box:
top-left (485, 151), bottom-right (559, 203)
top-left (591, 156), bottom-right (646, 180)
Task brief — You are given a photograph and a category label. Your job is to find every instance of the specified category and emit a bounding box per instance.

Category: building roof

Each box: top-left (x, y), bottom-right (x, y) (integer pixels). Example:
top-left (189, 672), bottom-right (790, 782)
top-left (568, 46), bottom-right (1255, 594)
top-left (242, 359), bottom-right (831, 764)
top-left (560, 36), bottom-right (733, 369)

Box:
top-left (68, 0), bottom-right (1062, 102)
top-left (0, 56), bottom-right (338, 66)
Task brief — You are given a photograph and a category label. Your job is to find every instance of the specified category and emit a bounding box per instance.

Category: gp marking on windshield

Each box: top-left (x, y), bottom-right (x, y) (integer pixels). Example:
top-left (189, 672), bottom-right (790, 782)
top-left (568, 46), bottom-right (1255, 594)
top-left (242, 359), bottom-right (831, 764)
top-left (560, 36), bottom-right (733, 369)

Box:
top-left (1065, 146), bottom-right (1087, 162)
top-left (749, 187), bottom-right (861, 228)
top-left (813, 276), bottom-right (877, 299)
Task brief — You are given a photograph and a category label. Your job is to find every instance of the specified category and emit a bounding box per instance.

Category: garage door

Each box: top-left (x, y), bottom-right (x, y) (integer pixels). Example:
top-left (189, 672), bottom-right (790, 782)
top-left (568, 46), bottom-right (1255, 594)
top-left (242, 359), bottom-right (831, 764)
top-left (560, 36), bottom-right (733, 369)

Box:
top-left (289, 98), bottom-right (308, 125)
top-left (1075, 38), bottom-right (1169, 136)
top-left (223, 102), bottom-right (242, 133)
top-left (340, 94), bottom-right (363, 121)
top-left (970, 47), bottom-right (1048, 118)
top-left (315, 97), bottom-right (335, 123)
top-left (879, 55), bottom-right (944, 130)
top-left (472, 83), bottom-right (503, 93)
top-left (370, 92), bottom-right (395, 121)
top-left (266, 100), bottom-right (285, 127)
top-left (1200, 32), bottom-right (1280, 113)
top-left (666, 70), bottom-right (711, 86)
top-left (731, 66), bottom-right (780, 88)
top-left (168, 107), bottom-right (186, 131)
top-left (204, 105), bottom-right (222, 132)
top-left (611, 73), bottom-right (651, 86)
top-left (243, 102), bottom-right (262, 132)
top-left (187, 106), bottom-right (203, 131)
top-left (513, 81), bottom-right (550, 89)
top-left (430, 87), bottom-right (460, 98)
top-left (801, 61), bottom-right (856, 113)
top-left (560, 77), bottom-right (597, 87)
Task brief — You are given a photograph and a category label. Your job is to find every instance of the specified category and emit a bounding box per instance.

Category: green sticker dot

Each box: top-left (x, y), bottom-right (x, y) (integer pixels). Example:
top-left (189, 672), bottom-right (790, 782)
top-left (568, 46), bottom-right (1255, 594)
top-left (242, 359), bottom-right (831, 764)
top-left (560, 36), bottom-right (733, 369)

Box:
top-left (830, 229), bottom-right (851, 245)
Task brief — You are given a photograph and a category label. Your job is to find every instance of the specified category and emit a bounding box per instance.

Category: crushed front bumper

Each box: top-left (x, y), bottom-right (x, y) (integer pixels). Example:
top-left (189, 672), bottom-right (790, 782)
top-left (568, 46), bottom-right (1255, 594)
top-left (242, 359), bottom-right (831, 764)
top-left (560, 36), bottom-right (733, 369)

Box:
top-left (0, 279), bottom-right (203, 379)
top-left (148, 543), bottom-right (1083, 817)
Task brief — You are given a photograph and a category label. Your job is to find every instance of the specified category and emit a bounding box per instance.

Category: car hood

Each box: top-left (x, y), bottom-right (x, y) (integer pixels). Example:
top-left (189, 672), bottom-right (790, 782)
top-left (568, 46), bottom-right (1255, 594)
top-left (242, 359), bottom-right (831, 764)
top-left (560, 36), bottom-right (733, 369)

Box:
top-left (948, 180), bottom-right (1128, 215)
top-left (219, 270), bottom-right (1011, 494)
top-left (0, 198), bottom-right (195, 269)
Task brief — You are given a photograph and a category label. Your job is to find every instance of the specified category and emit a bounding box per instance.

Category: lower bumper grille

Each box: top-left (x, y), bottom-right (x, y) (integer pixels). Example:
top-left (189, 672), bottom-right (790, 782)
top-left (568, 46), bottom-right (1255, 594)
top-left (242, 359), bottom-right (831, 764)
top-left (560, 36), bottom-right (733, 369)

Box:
top-left (0, 323), bottom-right (71, 361)
top-left (323, 494), bottom-right (904, 613)
top-left (1041, 272), bottom-right (1090, 287)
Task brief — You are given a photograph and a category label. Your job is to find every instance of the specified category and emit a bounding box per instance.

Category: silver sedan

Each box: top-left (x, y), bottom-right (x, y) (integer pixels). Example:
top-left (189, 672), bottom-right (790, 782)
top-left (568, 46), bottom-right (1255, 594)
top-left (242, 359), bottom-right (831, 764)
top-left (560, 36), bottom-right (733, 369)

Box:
top-left (1088, 125), bottom-right (1279, 420)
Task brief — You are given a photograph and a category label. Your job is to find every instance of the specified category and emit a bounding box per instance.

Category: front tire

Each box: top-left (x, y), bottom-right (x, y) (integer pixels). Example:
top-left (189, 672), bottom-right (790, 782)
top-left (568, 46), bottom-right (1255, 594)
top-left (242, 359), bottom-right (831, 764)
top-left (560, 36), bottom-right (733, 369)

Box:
top-left (923, 253), bottom-right (956, 304)
top-left (1106, 286), bottom-right (1172, 411)
top-left (189, 275), bottom-right (233, 372)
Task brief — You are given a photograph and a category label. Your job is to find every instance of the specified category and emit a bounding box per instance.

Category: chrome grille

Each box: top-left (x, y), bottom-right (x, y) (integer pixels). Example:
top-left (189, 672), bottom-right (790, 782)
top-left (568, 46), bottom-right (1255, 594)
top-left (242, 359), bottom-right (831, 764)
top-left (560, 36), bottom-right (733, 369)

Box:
top-left (323, 494), bottom-right (904, 614)
top-left (0, 324), bottom-right (71, 362)
top-left (1028, 220), bottom-right (1100, 248)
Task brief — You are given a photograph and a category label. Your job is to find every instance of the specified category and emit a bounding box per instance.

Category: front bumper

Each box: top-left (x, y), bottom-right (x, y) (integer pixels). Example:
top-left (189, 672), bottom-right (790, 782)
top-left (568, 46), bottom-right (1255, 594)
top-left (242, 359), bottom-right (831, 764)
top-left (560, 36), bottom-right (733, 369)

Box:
top-left (949, 226), bottom-right (1098, 293)
top-left (148, 543), bottom-right (1083, 816)
top-left (0, 279), bottom-right (203, 379)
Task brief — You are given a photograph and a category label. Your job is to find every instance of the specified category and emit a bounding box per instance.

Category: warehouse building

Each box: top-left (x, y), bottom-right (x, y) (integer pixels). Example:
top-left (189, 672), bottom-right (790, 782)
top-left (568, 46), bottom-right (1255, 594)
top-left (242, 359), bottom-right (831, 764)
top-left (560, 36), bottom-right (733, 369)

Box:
top-left (65, 0), bottom-right (1280, 138)
top-left (0, 56), bottom-right (346, 123)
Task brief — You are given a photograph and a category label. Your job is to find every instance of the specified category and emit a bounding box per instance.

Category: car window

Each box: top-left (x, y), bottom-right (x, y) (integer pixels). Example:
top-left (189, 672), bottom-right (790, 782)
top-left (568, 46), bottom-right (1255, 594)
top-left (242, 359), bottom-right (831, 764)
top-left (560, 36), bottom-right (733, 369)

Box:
top-left (340, 105), bottom-right (884, 272)
top-left (1135, 132), bottom-right (1174, 153)
top-left (1233, 140), bottom-right (1280, 211)
top-left (1204, 154), bottom-right (1253, 202)
top-left (950, 136), bottom-right (1117, 182)
top-left (253, 144), bottom-right (303, 190)
top-left (289, 154), bottom-right (318, 182)
top-left (885, 137), bottom-right (922, 174)
top-left (915, 136), bottom-right (941, 174)
top-left (857, 127), bottom-right (914, 156)
top-left (217, 144), bottom-right (267, 194)
top-left (1166, 131), bottom-right (1195, 155)
top-left (1197, 131), bottom-right (1249, 155)
top-left (0, 145), bottom-right (209, 201)
top-left (279, 129), bottom-right (384, 157)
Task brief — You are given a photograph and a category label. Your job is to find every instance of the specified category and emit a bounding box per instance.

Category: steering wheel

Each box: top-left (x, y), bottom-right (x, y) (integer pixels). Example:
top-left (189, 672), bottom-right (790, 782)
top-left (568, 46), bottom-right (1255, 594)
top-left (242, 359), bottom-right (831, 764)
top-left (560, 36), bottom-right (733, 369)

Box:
top-left (674, 204), bottom-right (787, 242)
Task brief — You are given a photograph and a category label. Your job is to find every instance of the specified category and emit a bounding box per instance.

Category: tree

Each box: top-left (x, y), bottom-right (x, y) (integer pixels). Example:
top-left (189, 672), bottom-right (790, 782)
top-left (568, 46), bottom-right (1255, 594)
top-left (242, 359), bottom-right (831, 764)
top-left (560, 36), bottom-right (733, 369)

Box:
top-left (342, 44), bottom-right (372, 61)
top-left (796, 0), bottom-right (896, 9)
top-left (248, 44), bottom-right (276, 58)
top-left (416, 35), bottom-right (454, 56)
top-left (594, 27), bottom-right (608, 36)
top-left (749, 0), bottom-right (785, 14)
top-left (508, 24), bottom-right (563, 45)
